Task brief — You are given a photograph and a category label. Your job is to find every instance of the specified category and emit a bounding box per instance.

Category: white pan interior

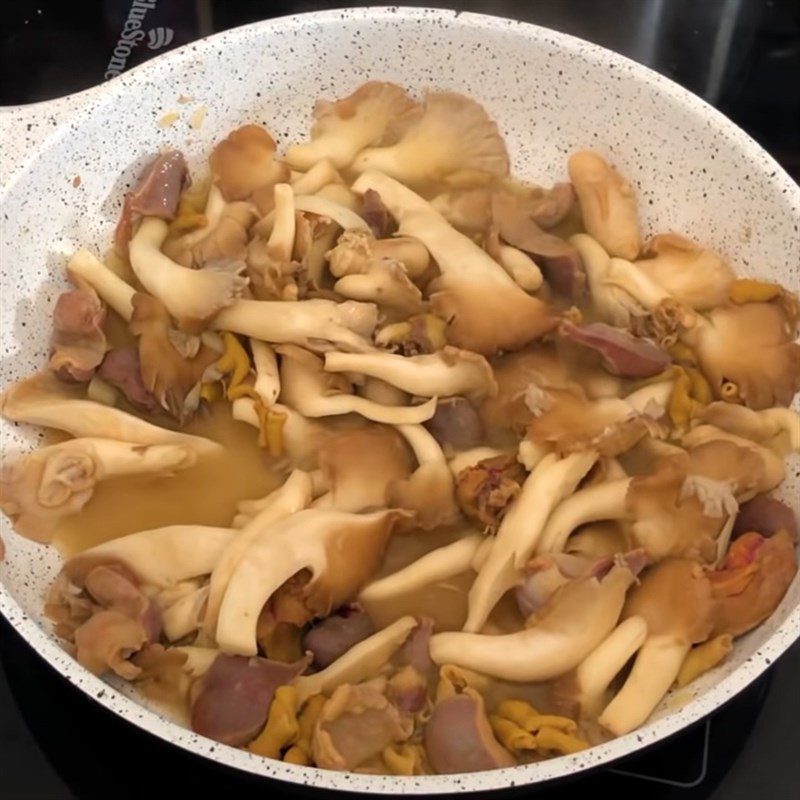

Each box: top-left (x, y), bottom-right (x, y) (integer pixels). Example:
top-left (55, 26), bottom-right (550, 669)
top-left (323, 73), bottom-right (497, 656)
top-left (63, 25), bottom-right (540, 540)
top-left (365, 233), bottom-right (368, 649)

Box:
top-left (1, 7), bottom-right (798, 794)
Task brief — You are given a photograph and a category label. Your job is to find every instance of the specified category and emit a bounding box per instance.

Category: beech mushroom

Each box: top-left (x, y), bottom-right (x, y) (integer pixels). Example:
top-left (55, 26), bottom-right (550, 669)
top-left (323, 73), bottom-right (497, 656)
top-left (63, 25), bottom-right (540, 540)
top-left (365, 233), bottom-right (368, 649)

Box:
top-left (313, 426), bottom-right (413, 512)
top-left (215, 508), bottom-right (409, 655)
top-left (351, 171), bottom-right (555, 356)
top-left (431, 557), bottom-right (639, 680)
top-left (285, 82), bottom-right (418, 170)
top-left (129, 217), bottom-right (248, 324)
top-left (277, 345), bottom-right (437, 425)
top-left (352, 91), bottom-right (509, 188)
top-left (635, 233), bottom-right (734, 310)
top-left (568, 151), bottom-right (641, 259)
top-left (0, 438), bottom-right (195, 543)
top-left (209, 123), bottom-right (289, 200)
top-left (203, 470), bottom-right (314, 638)
top-left (213, 297), bottom-right (378, 353)
top-left (464, 450), bottom-right (599, 633)
top-left (293, 616), bottom-right (417, 703)
top-left (324, 347), bottom-right (497, 402)
top-left (0, 371), bottom-right (221, 456)
top-left (388, 423), bottom-right (461, 529)
top-left (64, 524), bottom-right (235, 588)
top-left (599, 559), bottom-right (715, 735)
top-left (360, 534), bottom-right (483, 604)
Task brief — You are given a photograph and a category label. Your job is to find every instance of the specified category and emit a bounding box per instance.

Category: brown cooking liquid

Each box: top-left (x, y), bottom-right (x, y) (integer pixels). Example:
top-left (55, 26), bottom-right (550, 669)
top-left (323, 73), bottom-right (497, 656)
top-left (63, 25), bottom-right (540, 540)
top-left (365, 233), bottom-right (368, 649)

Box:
top-left (53, 401), bottom-right (280, 556)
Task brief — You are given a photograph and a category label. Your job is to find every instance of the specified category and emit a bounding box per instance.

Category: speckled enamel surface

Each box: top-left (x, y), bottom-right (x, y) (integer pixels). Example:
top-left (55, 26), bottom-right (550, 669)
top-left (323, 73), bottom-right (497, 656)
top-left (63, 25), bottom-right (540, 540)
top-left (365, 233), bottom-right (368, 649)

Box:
top-left (1, 7), bottom-right (798, 794)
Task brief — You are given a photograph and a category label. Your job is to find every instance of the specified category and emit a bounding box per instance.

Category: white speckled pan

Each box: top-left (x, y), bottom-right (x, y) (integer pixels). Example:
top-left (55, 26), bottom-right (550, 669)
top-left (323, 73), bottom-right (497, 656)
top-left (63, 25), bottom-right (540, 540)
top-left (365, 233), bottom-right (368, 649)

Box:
top-left (1, 6), bottom-right (798, 793)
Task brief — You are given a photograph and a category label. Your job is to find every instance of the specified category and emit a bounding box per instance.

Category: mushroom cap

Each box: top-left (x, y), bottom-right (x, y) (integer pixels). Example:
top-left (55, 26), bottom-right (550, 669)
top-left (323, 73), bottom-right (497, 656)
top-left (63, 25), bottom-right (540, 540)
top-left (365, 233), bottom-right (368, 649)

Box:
top-left (624, 559), bottom-right (714, 644)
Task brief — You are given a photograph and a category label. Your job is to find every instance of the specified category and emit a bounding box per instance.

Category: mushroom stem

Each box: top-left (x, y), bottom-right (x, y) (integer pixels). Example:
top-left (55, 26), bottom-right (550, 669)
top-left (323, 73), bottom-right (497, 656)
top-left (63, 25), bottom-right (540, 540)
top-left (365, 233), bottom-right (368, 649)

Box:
top-left (293, 194), bottom-right (370, 231)
top-left (250, 339), bottom-right (280, 407)
top-left (268, 184), bottom-right (296, 262)
top-left (464, 450), bottom-right (599, 633)
top-left (517, 440), bottom-right (549, 471)
top-left (360, 534), bottom-right (483, 603)
top-left (396, 424), bottom-right (446, 466)
top-left (568, 616), bottom-right (648, 717)
top-left (599, 635), bottom-right (690, 736)
top-left (373, 237), bottom-right (431, 279)
top-left (203, 470), bottom-right (314, 637)
top-left (0, 373), bottom-right (221, 456)
top-left (324, 348), bottom-right (497, 401)
top-left (214, 299), bottom-right (377, 353)
top-left (537, 478), bottom-right (632, 555)
top-left (293, 616), bottom-right (417, 705)
top-left (290, 160), bottom-right (340, 195)
top-left (432, 562), bottom-right (636, 681)
top-left (129, 217), bottom-right (247, 321)
top-left (497, 245), bottom-right (543, 291)
top-left (605, 257), bottom-right (671, 311)
top-left (66, 525), bottom-right (235, 587)
top-left (624, 381), bottom-right (674, 414)
top-left (67, 250), bottom-right (135, 321)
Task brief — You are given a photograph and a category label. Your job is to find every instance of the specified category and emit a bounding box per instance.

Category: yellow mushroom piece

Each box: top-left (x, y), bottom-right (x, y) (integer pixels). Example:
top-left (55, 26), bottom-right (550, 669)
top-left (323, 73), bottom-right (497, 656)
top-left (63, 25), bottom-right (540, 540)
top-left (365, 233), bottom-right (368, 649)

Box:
top-left (216, 332), bottom-right (253, 399)
top-left (729, 278), bottom-right (782, 304)
top-left (435, 664), bottom-right (492, 704)
top-left (668, 366), bottom-right (708, 431)
top-left (383, 742), bottom-right (427, 776)
top-left (676, 634), bottom-right (733, 687)
top-left (169, 196), bottom-right (208, 234)
top-left (254, 401), bottom-right (287, 456)
top-left (535, 726), bottom-right (589, 755)
top-left (199, 381), bottom-right (223, 403)
top-left (248, 685), bottom-right (300, 759)
top-left (489, 716), bottom-right (537, 751)
top-left (495, 699), bottom-right (578, 735)
top-left (282, 693), bottom-right (327, 765)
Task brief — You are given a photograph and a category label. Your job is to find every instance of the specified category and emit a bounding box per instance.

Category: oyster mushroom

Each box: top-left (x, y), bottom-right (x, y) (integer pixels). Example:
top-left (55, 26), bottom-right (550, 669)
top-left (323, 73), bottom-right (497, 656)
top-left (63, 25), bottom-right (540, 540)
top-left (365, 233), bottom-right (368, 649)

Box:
top-left (285, 82), bottom-right (418, 170)
top-left (277, 345), bottom-right (437, 425)
top-left (352, 171), bottom-right (555, 356)
top-left (215, 509), bottom-right (410, 655)
top-left (431, 557), bottom-right (639, 681)
top-left (599, 559), bottom-right (715, 735)
top-left (0, 438), bottom-right (195, 543)
top-left (352, 91), bottom-right (509, 188)
top-left (324, 347), bottom-right (497, 402)
top-left (568, 151), bottom-right (641, 259)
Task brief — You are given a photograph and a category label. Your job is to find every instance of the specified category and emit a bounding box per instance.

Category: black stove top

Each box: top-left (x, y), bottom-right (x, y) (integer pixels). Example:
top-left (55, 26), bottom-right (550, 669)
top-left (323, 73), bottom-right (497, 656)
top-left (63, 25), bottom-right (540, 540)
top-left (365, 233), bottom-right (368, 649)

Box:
top-left (2, 1), bottom-right (799, 798)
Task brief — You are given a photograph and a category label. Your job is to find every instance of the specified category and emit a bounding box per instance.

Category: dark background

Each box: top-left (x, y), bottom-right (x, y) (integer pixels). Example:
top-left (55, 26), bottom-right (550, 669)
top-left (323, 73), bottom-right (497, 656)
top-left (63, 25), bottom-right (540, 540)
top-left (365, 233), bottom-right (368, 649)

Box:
top-left (1, 1), bottom-right (799, 798)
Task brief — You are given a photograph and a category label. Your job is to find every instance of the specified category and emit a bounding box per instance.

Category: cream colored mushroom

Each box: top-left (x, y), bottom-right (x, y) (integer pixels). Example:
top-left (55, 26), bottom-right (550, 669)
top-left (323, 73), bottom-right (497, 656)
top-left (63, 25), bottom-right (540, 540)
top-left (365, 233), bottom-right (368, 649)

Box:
top-left (463, 450), bottom-right (599, 633)
top-left (215, 508), bottom-right (409, 655)
top-left (430, 560), bottom-right (638, 681)
top-left (351, 171), bottom-right (555, 356)
top-left (277, 345), bottom-right (437, 425)
top-left (0, 438), bottom-right (196, 543)
top-left (129, 217), bottom-right (248, 323)
top-left (324, 347), bottom-right (497, 401)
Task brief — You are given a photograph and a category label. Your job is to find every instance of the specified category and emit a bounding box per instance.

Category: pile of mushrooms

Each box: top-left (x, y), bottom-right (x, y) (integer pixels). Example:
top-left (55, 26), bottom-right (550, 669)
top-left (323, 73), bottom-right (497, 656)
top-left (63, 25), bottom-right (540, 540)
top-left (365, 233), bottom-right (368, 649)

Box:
top-left (1, 81), bottom-right (798, 776)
